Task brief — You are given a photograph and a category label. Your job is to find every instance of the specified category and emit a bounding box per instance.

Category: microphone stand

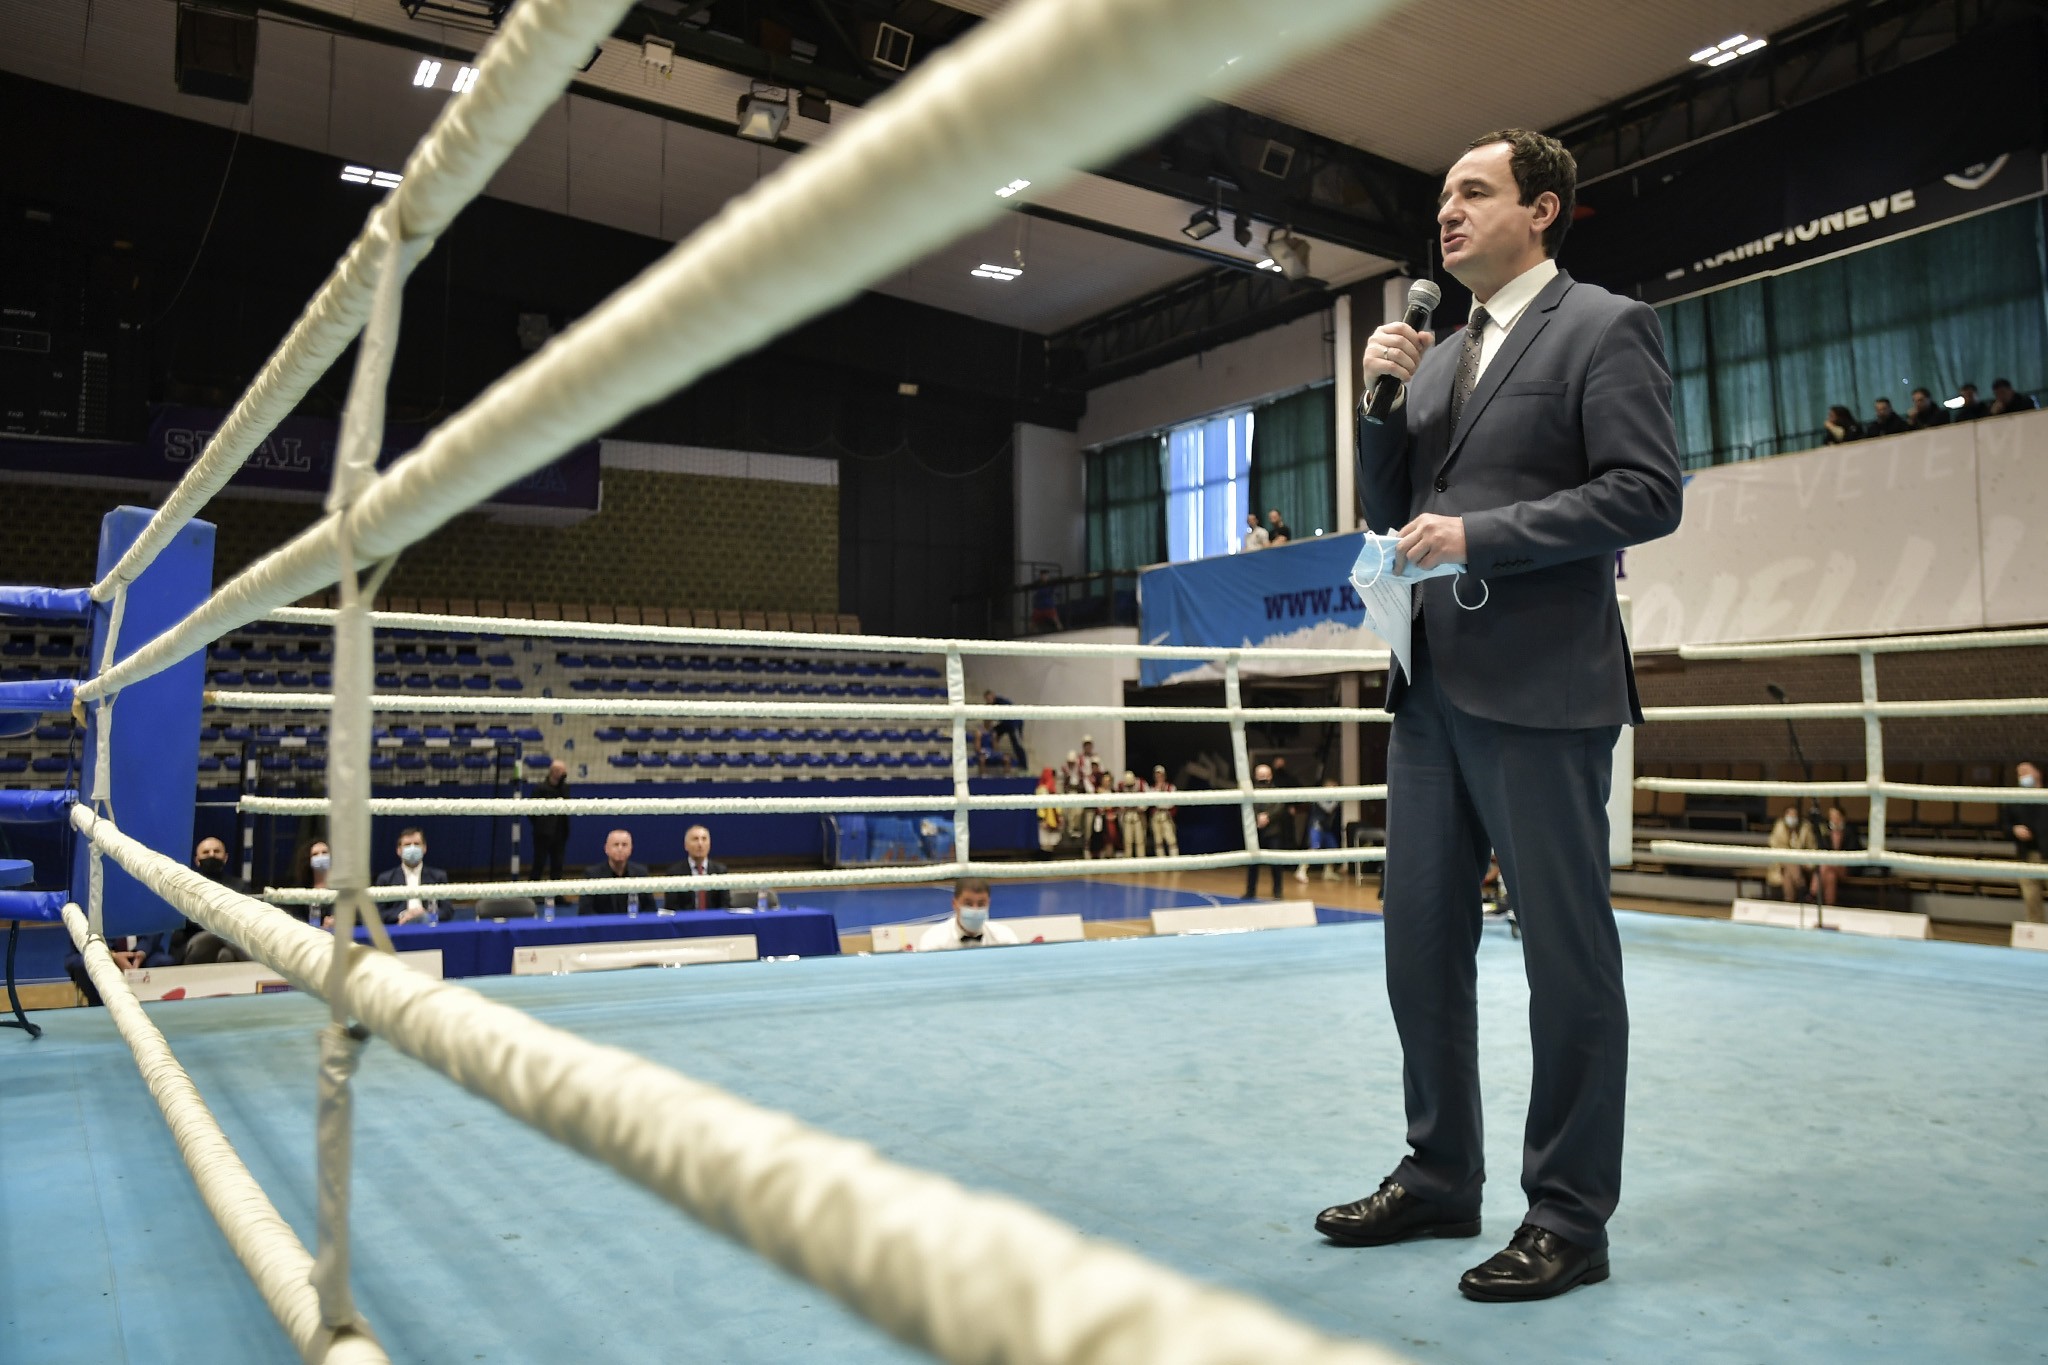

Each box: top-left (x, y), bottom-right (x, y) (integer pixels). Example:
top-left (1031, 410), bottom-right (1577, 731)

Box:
top-left (1766, 683), bottom-right (1823, 930)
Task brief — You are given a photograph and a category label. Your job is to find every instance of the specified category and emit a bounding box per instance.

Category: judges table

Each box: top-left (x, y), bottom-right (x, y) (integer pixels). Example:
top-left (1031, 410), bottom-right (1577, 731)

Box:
top-left (355, 908), bottom-right (840, 979)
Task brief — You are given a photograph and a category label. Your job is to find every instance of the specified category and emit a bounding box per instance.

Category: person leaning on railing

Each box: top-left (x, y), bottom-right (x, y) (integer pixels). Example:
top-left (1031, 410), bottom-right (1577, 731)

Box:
top-left (1822, 406), bottom-right (1862, 445)
top-left (2003, 761), bottom-right (2044, 924)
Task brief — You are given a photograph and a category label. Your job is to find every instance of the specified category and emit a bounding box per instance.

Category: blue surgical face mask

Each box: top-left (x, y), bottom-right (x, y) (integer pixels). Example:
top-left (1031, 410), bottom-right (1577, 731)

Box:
top-left (401, 845), bottom-right (424, 867)
top-left (309, 853), bottom-right (331, 873)
top-left (958, 904), bottom-right (990, 934)
top-left (2023, 774), bottom-right (2040, 788)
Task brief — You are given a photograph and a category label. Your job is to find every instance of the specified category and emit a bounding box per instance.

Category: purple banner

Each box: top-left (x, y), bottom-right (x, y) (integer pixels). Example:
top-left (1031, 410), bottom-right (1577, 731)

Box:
top-left (0, 405), bottom-right (600, 512)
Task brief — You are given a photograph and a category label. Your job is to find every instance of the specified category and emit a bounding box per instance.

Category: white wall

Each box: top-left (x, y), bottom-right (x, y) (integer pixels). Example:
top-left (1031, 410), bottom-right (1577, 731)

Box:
top-left (1075, 310), bottom-right (1334, 449)
top-left (970, 626), bottom-right (1139, 780)
top-left (1013, 423), bottom-right (1085, 578)
top-left (1626, 409), bottom-right (2048, 649)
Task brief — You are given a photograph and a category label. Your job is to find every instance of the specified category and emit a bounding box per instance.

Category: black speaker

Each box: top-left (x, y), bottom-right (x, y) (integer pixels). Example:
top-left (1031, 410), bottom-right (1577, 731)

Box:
top-left (175, 2), bottom-right (257, 104)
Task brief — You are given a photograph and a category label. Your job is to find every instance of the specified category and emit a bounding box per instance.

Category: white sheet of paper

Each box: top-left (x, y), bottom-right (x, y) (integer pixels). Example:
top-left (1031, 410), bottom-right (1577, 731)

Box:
top-left (1350, 532), bottom-right (1466, 683)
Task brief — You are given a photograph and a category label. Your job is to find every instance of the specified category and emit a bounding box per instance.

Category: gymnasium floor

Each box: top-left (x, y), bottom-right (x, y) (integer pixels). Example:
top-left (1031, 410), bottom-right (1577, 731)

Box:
top-left (6, 910), bottom-right (2045, 1364)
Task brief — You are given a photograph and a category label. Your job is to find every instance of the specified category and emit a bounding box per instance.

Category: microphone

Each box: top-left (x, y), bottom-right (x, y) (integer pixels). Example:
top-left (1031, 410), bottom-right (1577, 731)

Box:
top-left (1362, 278), bottom-right (1442, 425)
top-left (1765, 682), bottom-right (1788, 702)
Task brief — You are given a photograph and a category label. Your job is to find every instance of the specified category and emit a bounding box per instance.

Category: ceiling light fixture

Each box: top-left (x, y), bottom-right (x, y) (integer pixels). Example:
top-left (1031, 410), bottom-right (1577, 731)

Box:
top-left (1183, 206), bottom-right (1221, 241)
top-left (970, 263), bottom-right (1023, 281)
top-left (1254, 257), bottom-right (1283, 272)
top-left (341, 164), bottom-right (403, 188)
top-left (412, 59), bottom-right (442, 88)
top-left (995, 178), bottom-right (1031, 198)
top-left (451, 65), bottom-right (479, 93)
top-left (1692, 33), bottom-right (1766, 67)
top-left (736, 82), bottom-right (790, 143)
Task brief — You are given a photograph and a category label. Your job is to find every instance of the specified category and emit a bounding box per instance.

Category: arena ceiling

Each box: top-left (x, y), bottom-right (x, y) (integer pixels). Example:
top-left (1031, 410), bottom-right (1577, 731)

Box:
top-left (1, 0), bottom-right (1852, 344)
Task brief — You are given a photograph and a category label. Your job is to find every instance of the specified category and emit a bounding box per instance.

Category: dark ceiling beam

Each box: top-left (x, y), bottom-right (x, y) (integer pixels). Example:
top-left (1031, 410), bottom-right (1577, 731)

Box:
top-left (1044, 266), bottom-right (1332, 392)
top-left (1552, 0), bottom-right (2037, 183)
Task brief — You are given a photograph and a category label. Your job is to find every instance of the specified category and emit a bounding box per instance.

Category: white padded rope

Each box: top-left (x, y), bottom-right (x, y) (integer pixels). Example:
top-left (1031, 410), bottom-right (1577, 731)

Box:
top-left (237, 787), bottom-right (1390, 817)
top-left (204, 690), bottom-right (1394, 725)
top-left (1643, 698), bottom-right (2048, 722)
top-left (1645, 840), bottom-right (2048, 881)
top-left (72, 806), bottom-right (1409, 1365)
top-left (60, 904), bottom-right (389, 1365)
top-left (270, 606), bottom-right (1397, 666)
top-left (1636, 777), bottom-right (2048, 803)
top-left (1678, 625), bottom-right (2048, 659)
top-left (79, 0), bottom-right (1404, 703)
top-left (90, 0), bottom-right (640, 602)
top-left (253, 845), bottom-right (1385, 907)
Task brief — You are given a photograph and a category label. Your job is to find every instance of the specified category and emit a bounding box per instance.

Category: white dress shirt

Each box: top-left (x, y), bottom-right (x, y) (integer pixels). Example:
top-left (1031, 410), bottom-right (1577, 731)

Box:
top-left (402, 862), bottom-right (424, 915)
top-left (916, 917), bottom-right (1022, 951)
top-left (1469, 257), bottom-right (1558, 380)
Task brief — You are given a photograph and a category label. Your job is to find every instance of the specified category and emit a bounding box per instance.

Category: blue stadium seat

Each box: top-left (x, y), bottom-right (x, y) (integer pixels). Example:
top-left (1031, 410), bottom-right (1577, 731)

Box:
top-left (584, 654), bottom-right (611, 669)
top-left (213, 670), bottom-right (245, 686)
top-left (314, 672), bottom-right (333, 688)
top-left (651, 728), bottom-right (678, 742)
top-left (522, 754), bottom-right (551, 770)
top-left (853, 753), bottom-right (880, 769)
top-left (514, 727), bottom-right (543, 742)
top-left (571, 679), bottom-right (598, 691)
top-left (370, 754), bottom-right (394, 772)
top-left (595, 727), bottom-right (625, 742)
top-left (600, 680), bottom-right (627, 694)
top-left (280, 671), bottom-right (311, 688)
top-left (434, 675), bottom-right (461, 691)
top-left (243, 648), bottom-right (276, 664)
top-left (424, 726), bottom-right (452, 740)
top-left (397, 754), bottom-right (426, 771)
top-left (463, 676), bottom-right (491, 691)
top-left (624, 727), bottom-right (653, 742)
top-left (374, 651), bottom-right (398, 665)
top-left (698, 753), bottom-right (726, 770)
top-left (827, 752), bottom-right (854, 768)
top-left (210, 645), bottom-right (242, 662)
top-left (196, 756), bottom-right (221, 773)
top-left (487, 725), bottom-right (512, 740)
top-left (223, 725), bottom-right (253, 742)
top-left (404, 673), bottom-right (431, 689)
top-left (776, 752), bottom-right (804, 768)
top-left (651, 680), bottom-right (677, 694)
top-left (625, 680), bottom-right (651, 694)
top-left (608, 754), bottom-right (639, 769)
top-left (462, 753), bottom-right (492, 770)
top-left (262, 755), bottom-right (294, 772)
top-left (559, 654), bottom-right (585, 668)
top-left (879, 754), bottom-right (904, 769)
top-left (296, 756), bottom-right (326, 773)
top-left (429, 754), bottom-right (460, 771)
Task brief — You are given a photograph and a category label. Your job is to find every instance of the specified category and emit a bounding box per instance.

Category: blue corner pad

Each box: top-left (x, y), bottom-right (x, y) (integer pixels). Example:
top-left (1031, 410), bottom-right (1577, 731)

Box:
top-left (0, 679), bottom-right (78, 739)
top-left (0, 790), bottom-right (76, 825)
top-left (0, 888), bottom-right (68, 922)
top-left (0, 586), bottom-right (92, 621)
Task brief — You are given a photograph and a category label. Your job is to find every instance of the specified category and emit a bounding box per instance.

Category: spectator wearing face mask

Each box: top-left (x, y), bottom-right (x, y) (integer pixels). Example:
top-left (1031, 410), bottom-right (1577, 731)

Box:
top-left (915, 879), bottom-right (1019, 950)
top-left (1813, 807), bottom-right (1860, 908)
top-left (1766, 806), bottom-right (1819, 903)
top-left (181, 836), bottom-right (255, 964)
top-left (2003, 761), bottom-right (2044, 924)
top-left (373, 827), bottom-right (451, 924)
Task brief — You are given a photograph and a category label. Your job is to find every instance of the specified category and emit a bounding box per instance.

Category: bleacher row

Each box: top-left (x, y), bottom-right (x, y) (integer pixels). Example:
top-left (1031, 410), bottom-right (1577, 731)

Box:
top-left (1635, 758), bottom-right (2011, 833)
top-left (2, 606), bottom-right (971, 789)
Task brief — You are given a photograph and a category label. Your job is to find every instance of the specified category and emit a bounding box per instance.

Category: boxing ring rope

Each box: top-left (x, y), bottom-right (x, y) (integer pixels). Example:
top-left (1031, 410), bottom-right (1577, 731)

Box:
top-left (67, 806), bottom-right (1407, 1365)
top-left (1634, 627), bottom-right (2048, 884)
top-left (59, 903), bottom-right (390, 1365)
top-left (49, 0), bottom-right (1433, 1359)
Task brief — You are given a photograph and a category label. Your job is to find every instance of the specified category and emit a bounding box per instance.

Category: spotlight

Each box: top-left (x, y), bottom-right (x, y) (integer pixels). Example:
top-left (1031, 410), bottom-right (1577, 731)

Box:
top-left (641, 36), bottom-right (674, 75)
top-left (1264, 227), bottom-right (1311, 280)
top-left (1182, 206), bottom-right (1221, 241)
top-left (1233, 213), bottom-right (1253, 248)
top-left (412, 59), bottom-right (442, 88)
top-left (451, 65), bottom-right (479, 93)
top-left (995, 178), bottom-right (1031, 198)
top-left (737, 83), bottom-right (790, 143)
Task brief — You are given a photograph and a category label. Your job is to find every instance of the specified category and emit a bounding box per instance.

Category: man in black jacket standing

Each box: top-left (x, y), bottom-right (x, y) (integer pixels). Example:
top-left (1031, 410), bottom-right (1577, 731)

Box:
top-left (529, 760), bottom-right (572, 896)
top-left (1315, 128), bottom-right (1681, 1302)
top-left (2004, 760), bottom-right (2043, 924)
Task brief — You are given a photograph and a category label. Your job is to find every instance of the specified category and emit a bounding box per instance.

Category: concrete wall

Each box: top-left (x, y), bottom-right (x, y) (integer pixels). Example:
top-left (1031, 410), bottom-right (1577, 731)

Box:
top-left (968, 625), bottom-right (1139, 779)
top-left (1013, 423), bottom-right (1085, 579)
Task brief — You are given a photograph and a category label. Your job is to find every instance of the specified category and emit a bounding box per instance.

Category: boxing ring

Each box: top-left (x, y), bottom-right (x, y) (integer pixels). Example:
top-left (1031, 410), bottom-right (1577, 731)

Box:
top-left (4, 0), bottom-right (2046, 1360)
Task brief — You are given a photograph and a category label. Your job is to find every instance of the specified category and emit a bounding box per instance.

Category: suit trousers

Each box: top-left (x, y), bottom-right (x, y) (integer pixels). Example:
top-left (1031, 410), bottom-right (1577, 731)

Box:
top-left (1383, 625), bottom-right (1626, 1249)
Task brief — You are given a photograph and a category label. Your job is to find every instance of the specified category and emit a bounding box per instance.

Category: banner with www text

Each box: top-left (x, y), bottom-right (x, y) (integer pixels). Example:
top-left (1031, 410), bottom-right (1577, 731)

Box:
top-left (1137, 530), bottom-right (1387, 687)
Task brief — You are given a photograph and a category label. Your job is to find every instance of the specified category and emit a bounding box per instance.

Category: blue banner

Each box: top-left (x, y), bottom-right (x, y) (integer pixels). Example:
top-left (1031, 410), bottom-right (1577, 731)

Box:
top-left (1138, 531), bottom-right (1385, 687)
top-left (0, 405), bottom-right (601, 513)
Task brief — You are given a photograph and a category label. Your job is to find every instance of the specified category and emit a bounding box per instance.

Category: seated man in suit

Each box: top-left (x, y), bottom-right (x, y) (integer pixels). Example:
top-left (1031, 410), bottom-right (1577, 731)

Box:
top-left (178, 835), bottom-right (256, 964)
top-left (915, 878), bottom-right (1019, 951)
top-left (580, 828), bottom-right (653, 916)
top-left (670, 823), bottom-right (731, 910)
top-left (373, 827), bottom-right (451, 924)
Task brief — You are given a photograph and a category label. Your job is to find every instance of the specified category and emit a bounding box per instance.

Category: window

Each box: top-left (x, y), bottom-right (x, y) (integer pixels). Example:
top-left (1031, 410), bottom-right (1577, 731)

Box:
top-left (1164, 408), bottom-right (1254, 562)
top-left (1084, 435), bottom-right (1165, 573)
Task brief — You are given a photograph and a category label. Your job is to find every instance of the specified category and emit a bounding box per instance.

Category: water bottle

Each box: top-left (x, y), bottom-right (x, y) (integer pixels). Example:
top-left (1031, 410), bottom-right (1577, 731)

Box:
top-left (424, 904), bottom-right (438, 927)
top-left (755, 891), bottom-right (769, 914)
top-left (627, 892), bottom-right (640, 919)
top-left (542, 899), bottom-right (555, 923)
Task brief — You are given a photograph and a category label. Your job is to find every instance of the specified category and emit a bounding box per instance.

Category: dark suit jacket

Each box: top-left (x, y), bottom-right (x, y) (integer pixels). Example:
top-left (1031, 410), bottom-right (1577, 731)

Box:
top-left (1357, 267), bottom-right (1683, 729)
top-left (668, 859), bottom-right (732, 910)
top-left (580, 859), bottom-right (651, 917)
top-left (373, 864), bottom-right (452, 922)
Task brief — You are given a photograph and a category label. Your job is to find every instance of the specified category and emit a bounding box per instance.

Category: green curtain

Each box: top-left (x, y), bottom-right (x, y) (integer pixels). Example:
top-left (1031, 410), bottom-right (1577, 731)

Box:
top-left (1656, 199), bottom-right (2048, 466)
top-left (1084, 434), bottom-right (1164, 573)
top-left (1249, 383), bottom-right (1336, 537)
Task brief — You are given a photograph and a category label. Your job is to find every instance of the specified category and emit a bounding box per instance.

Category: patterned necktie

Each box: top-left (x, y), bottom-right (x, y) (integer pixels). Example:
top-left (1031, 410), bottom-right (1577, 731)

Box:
top-left (1449, 306), bottom-right (1491, 431)
top-left (694, 862), bottom-right (707, 911)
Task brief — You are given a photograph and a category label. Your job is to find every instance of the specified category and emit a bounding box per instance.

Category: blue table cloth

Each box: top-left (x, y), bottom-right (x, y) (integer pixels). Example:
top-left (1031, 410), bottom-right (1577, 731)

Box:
top-left (356, 908), bottom-right (840, 978)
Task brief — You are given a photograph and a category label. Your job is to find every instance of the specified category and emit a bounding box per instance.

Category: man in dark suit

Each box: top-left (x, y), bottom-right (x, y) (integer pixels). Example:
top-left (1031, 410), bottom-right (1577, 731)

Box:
top-left (671, 823), bottom-right (731, 910)
top-left (579, 828), bottom-right (653, 917)
top-left (1315, 128), bottom-right (1682, 1302)
top-left (1866, 396), bottom-right (1910, 436)
top-left (373, 827), bottom-right (452, 924)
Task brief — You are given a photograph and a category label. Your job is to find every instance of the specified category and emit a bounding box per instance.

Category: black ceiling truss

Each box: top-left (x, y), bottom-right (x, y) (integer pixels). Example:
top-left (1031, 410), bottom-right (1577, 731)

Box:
top-left (1094, 103), bottom-right (1439, 267)
top-left (1044, 265), bottom-right (1331, 394)
top-left (1553, 0), bottom-right (2045, 183)
top-left (616, 0), bottom-right (981, 109)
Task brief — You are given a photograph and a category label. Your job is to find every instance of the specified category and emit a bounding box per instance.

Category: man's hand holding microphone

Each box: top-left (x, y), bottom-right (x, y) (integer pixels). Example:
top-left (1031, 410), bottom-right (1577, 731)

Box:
top-left (1361, 278), bottom-right (1467, 570)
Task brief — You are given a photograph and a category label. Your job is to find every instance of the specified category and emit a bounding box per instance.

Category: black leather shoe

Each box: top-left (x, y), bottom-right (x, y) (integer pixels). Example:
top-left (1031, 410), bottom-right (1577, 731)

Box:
top-left (1314, 1177), bottom-right (1482, 1246)
top-left (1458, 1224), bottom-right (1610, 1301)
